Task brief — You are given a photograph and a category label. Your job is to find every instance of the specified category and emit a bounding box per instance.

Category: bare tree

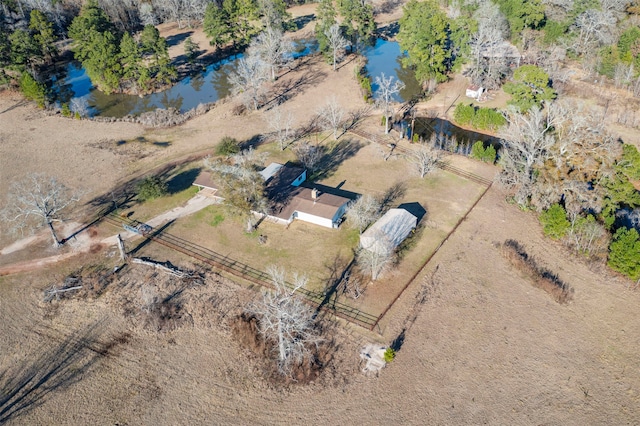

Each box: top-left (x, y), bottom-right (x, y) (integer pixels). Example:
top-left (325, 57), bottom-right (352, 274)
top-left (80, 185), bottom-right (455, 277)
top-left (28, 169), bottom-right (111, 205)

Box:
top-left (570, 9), bottom-right (617, 56)
top-left (230, 50), bottom-right (269, 110)
top-left (410, 143), bottom-right (441, 178)
top-left (152, 0), bottom-right (208, 28)
top-left (499, 100), bottom-right (620, 212)
top-left (345, 194), bottom-right (381, 234)
top-left (247, 265), bottom-right (322, 376)
top-left (564, 212), bottom-right (610, 259)
top-left (250, 27), bottom-right (294, 81)
top-left (267, 106), bottom-right (295, 150)
top-left (2, 174), bottom-right (82, 248)
top-left (205, 148), bottom-right (269, 232)
top-left (317, 96), bottom-right (345, 140)
top-left (357, 239), bottom-right (395, 281)
top-left (467, 2), bottom-right (512, 89)
top-left (497, 105), bottom-right (558, 207)
top-left (375, 73), bottom-right (405, 134)
top-left (292, 141), bottom-right (323, 171)
top-left (139, 2), bottom-right (158, 26)
top-left (325, 23), bottom-right (349, 71)
top-left (259, 0), bottom-right (290, 29)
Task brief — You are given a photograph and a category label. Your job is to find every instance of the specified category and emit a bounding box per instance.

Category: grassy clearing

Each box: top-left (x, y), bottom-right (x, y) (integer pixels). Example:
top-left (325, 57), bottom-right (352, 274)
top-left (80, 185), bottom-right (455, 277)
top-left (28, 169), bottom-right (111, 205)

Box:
top-left (110, 137), bottom-right (488, 319)
top-left (172, 205), bottom-right (359, 292)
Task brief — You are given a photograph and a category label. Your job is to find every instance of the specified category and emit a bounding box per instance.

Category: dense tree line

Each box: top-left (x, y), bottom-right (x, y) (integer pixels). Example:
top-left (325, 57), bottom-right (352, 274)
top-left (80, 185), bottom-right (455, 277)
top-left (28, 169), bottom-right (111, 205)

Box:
top-left (314, 0), bottom-right (375, 63)
top-left (397, 0), bottom-right (639, 93)
top-left (68, 0), bottom-right (175, 94)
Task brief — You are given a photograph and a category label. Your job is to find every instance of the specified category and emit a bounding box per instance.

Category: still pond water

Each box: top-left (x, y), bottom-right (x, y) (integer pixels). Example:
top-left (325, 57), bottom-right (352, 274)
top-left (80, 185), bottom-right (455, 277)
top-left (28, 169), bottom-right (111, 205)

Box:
top-left (53, 38), bottom-right (421, 117)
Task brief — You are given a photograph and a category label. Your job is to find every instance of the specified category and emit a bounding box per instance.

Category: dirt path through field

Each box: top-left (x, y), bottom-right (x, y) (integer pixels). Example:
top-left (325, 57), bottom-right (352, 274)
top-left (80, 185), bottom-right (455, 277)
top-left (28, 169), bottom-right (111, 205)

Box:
top-left (0, 193), bottom-right (218, 276)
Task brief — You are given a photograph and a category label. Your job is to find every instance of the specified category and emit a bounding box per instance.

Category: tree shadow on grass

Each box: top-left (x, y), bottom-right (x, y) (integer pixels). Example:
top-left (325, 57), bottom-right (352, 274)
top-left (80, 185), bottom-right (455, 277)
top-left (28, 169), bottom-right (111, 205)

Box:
top-left (128, 220), bottom-right (175, 256)
top-left (0, 320), bottom-right (129, 424)
top-left (166, 167), bottom-right (201, 194)
top-left (165, 31), bottom-right (193, 47)
top-left (239, 134), bottom-right (265, 150)
top-left (316, 254), bottom-right (356, 313)
top-left (289, 14), bottom-right (315, 31)
top-left (378, 182), bottom-right (408, 212)
top-left (311, 138), bottom-right (364, 181)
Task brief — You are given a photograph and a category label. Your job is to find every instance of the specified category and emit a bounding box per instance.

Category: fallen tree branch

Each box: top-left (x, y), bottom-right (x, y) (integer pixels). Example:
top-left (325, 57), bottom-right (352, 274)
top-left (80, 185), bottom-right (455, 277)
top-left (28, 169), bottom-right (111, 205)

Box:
top-left (44, 285), bottom-right (83, 302)
top-left (132, 257), bottom-right (186, 277)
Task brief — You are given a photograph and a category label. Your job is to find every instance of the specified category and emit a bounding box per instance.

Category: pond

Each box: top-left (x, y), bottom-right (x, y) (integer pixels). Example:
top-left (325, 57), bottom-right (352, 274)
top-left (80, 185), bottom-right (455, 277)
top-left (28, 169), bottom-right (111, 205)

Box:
top-left (363, 38), bottom-right (421, 102)
top-left (51, 39), bottom-right (317, 118)
top-left (52, 37), bottom-right (420, 117)
top-left (411, 116), bottom-right (501, 155)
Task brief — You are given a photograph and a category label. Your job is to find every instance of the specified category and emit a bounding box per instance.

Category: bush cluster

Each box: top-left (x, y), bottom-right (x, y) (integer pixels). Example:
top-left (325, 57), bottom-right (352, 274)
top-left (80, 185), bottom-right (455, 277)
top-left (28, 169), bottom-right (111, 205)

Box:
top-left (453, 103), bottom-right (506, 131)
top-left (470, 141), bottom-right (497, 163)
top-left (137, 175), bottom-right (168, 201)
top-left (502, 239), bottom-right (574, 304)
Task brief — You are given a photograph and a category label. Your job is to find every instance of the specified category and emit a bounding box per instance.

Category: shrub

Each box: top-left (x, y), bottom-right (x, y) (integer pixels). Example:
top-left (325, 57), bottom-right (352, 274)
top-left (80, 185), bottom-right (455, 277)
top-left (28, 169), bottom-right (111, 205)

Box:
top-left (470, 141), bottom-right (497, 163)
top-left (20, 72), bottom-right (47, 108)
top-left (137, 176), bottom-right (168, 201)
top-left (354, 65), bottom-right (372, 101)
top-left (539, 204), bottom-right (570, 239)
top-left (453, 103), bottom-right (474, 125)
top-left (617, 144), bottom-right (640, 181)
top-left (565, 214), bottom-right (609, 259)
top-left (383, 347), bottom-right (396, 363)
top-left (215, 136), bottom-right (240, 156)
top-left (454, 103), bottom-right (505, 131)
top-left (608, 227), bottom-right (640, 280)
top-left (61, 103), bottom-right (72, 117)
top-left (471, 107), bottom-right (506, 131)
top-left (501, 239), bottom-right (574, 304)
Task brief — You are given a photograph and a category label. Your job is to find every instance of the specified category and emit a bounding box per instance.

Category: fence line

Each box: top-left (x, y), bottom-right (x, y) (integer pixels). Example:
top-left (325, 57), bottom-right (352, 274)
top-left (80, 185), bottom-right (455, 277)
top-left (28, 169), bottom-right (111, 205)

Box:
top-left (105, 214), bottom-right (379, 329)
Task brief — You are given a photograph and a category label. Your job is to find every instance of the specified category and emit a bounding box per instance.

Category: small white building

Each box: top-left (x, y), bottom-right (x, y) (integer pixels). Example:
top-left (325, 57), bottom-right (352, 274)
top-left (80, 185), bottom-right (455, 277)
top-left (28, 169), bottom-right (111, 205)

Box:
top-left (275, 187), bottom-right (351, 228)
top-left (466, 85), bottom-right (484, 100)
top-left (360, 208), bottom-right (418, 254)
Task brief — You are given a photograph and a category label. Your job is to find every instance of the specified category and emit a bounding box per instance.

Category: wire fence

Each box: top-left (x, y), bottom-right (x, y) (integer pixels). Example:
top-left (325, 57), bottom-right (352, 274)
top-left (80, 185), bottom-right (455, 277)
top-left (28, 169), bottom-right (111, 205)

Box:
top-left (105, 214), bottom-right (379, 329)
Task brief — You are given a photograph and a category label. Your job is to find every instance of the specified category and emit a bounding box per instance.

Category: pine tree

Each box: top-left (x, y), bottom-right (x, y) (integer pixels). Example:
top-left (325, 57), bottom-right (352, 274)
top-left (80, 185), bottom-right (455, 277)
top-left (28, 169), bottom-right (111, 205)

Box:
top-left (315, 0), bottom-right (337, 56)
top-left (29, 9), bottom-right (57, 63)
top-left (608, 227), bottom-right (640, 280)
top-left (184, 37), bottom-right (200, 64)
top-left (84, 30), bottom-right (122, 94)
top-left (398, 0), bottom-right (451, 83)
top-left (19, 72), bottom-right (47, 107)
top-left (204, 2), bottom-right (232, 49)
top-left (68, 0), bottom-right (117, 62)
top-left (9, 29), bottom-right (40, 69)
top-left (119, 32), bottom-right (142, 83)
top-left (539, 204), bottom-right (570, 239)
top-left (339, 0), bottom-right (375, 52)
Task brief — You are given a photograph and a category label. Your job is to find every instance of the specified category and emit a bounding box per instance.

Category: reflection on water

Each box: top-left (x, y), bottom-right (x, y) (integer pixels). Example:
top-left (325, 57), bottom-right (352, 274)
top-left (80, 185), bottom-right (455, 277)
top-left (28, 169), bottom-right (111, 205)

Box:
top-left (51, 39), bottom-right (317, 118)
top-left (414, 117), bottom-right (499, 148)
top-left (363, 38), bottom-right (421, 102)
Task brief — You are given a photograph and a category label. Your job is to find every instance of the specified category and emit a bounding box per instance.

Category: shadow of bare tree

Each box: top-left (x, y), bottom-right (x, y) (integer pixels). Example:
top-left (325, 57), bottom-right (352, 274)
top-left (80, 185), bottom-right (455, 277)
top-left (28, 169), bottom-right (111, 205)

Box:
top-left (312, 139), bottom-right (364, 181)
top-left (0, 321), bottom-right (129, 423)
top-left (263, 65), bottom-right (327, 110)
top-left (378, 181), bottom-right (407, 212)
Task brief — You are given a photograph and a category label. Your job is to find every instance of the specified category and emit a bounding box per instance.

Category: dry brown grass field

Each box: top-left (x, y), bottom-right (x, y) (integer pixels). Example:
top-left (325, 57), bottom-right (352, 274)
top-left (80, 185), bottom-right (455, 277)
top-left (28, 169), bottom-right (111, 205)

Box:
top-left (1, 6), bottom-right (640, 422)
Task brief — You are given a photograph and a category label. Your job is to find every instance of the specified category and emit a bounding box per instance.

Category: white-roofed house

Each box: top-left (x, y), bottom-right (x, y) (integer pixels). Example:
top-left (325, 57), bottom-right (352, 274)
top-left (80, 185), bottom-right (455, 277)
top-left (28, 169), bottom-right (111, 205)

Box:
top-left (360, 208), bottom-right (418, 254)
